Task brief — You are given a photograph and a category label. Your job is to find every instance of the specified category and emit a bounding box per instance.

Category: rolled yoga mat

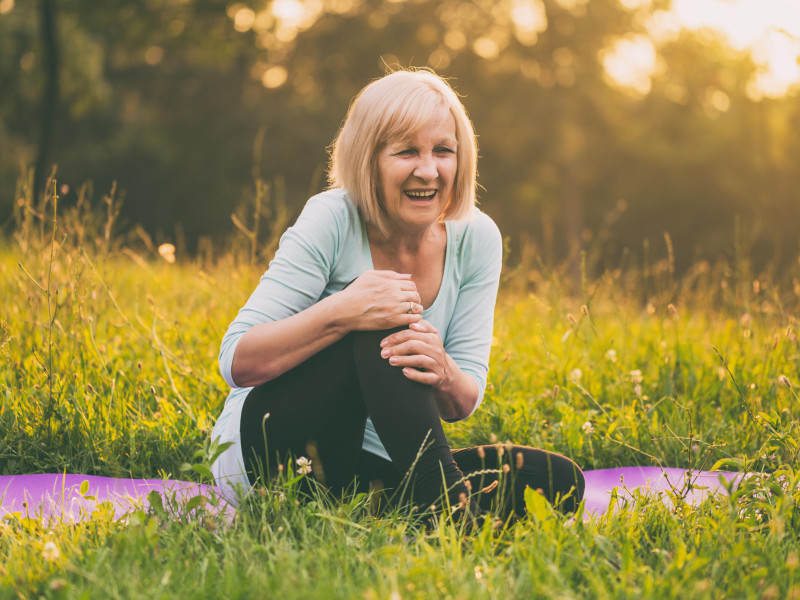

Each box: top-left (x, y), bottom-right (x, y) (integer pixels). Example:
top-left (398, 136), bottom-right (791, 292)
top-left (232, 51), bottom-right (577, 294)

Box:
top-left (0, 468), bottom-right (741, 523)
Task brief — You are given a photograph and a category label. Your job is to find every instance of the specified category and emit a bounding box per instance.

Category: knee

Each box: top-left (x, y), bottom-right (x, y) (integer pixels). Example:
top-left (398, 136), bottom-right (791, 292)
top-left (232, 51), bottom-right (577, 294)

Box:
top-left (350, 326), bottom-right (406, 350)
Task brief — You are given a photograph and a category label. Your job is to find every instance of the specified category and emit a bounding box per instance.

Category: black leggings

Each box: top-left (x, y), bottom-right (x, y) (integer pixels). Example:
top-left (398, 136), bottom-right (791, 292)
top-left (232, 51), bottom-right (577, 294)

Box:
top-left (239, 328), bottom-right (584, 517)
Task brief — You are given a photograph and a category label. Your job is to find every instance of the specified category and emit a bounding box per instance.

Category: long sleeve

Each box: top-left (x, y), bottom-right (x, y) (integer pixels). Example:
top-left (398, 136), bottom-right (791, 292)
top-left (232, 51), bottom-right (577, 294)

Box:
top-left (441, 210), bottom-right (503, 420)
top-left (218, 193), bottom-right (353, 388)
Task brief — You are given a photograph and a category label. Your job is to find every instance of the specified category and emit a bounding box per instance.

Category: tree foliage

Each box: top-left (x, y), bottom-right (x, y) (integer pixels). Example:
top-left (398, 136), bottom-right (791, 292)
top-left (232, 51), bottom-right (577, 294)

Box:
top-left (1, 0), bottom-right (798, 272)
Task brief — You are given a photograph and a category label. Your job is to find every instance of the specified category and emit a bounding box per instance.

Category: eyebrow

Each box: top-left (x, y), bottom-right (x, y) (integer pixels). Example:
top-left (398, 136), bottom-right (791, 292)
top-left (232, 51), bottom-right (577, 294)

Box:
top-left (387, 136), bottom-right (458, 148)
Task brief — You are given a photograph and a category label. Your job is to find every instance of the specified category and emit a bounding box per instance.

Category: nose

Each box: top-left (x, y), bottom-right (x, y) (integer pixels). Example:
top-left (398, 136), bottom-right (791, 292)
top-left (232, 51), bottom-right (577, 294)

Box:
top-left (413, 154), bottom-right (438, 181)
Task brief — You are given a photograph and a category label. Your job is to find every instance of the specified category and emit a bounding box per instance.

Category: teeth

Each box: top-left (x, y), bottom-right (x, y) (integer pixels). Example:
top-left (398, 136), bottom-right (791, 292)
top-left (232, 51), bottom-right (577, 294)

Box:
top-left (406, 190), bottom-right (436, 198)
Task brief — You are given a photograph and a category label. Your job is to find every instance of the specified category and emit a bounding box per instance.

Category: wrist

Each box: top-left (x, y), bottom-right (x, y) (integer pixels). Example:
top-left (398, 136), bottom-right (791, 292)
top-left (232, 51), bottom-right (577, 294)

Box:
top-left (317, 292), bottom-right (354, 337)
top-left (436, 354), bottom-right (459, 393)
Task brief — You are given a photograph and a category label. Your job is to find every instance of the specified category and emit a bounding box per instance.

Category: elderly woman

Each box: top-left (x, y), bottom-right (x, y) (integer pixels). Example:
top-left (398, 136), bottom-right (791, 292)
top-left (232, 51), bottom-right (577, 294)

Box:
top-left (211, 69), bottom-right (584, 520)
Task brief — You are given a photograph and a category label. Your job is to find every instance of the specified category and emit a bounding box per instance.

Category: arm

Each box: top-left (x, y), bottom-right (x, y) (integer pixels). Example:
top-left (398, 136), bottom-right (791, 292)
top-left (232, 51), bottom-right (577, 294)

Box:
top-left (220, 194), bottom-right (422, 388)
top-left (232, 271), bottom-right (423, 387)
top-left (381, 319), bottom-right (479, 420)
top-left (379, 212), bottom-right (503, 421)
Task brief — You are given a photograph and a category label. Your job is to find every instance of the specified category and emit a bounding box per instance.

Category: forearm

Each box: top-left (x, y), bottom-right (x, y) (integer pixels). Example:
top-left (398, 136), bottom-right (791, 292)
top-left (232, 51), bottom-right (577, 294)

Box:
top-left (433, 355), bottom-right (479, 421)
top-left (230, 270), bottom-right (423, 387)
top-left (230, 293), bottom-right (349, 387)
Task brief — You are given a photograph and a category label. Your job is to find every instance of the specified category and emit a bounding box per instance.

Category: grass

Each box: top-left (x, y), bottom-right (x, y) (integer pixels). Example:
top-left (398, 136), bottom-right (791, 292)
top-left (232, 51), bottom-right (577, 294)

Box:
top-left (1, 178), bottom-right (798, 598)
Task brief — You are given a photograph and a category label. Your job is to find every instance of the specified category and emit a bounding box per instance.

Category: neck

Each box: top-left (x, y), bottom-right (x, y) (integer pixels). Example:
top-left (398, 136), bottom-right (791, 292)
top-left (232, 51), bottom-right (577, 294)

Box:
top-left (369, 222), bottom-right (440, 255)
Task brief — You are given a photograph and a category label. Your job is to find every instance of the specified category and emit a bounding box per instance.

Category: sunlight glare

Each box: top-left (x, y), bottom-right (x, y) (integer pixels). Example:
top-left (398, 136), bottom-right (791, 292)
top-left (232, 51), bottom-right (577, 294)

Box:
top-left (617, 0), bottom-right (650, 9)
top-left (510, 0), bottom-right (548, 46)
top-left (473, 37), bottom-right (500, 60)
top-left (670, 0), bottom-right (800, 96)
top-left (601, 35), bottom-right (657, 95)
top-left (261, 65), bottom-right (288, 88)
top-left (267, 0), bottom-right (324, 33)
top-left (271, 0), bottom-right (305, 27)
top-left (233, 7), bottom-right (255, 32)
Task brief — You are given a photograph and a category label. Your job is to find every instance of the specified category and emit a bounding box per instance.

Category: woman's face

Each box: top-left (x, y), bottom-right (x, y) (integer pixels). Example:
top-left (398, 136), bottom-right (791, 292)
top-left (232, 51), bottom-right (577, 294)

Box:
top-left (377, 108), bottom-right (457, 234)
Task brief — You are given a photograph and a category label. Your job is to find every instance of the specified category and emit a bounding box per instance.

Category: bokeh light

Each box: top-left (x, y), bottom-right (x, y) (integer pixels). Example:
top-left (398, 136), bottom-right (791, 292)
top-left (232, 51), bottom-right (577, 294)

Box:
top-left (601, 35), bottom-right (658, 95)
top-left (669, 0), bottom-right (800, 97)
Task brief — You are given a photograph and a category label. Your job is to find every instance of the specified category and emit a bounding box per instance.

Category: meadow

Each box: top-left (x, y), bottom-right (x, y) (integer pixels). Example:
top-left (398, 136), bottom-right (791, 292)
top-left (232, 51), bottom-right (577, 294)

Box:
top-left (1, 182), bottom-right (798, 598)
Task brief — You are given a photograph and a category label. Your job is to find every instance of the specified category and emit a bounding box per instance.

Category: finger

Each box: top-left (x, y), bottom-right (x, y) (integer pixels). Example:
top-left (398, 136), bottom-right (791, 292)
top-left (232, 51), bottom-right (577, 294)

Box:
top-left (392, 301), bottom-right (422, 319)
top-left (402, 300), bottom-right (423, 314)
top-left (388, 353), bottom-right (437, 372)
top-left (401, 291), bottom-right (422, 304)
top-left (397, 339), bottom-right (433, 357)
top-left (386, 344), bottom-right (437, 364)
top-left (372, 270), bottom-right (412, 279)
top-left (401, 367), bottom-right (439, 386)
top-left (398, 280), bottom-right (419, 293)
top-left (380, 330), bottom-right (433, 350)
top-left (409, 319), bottom-right (437, 334)
top-left (392, 313), bottom-right (423, 328)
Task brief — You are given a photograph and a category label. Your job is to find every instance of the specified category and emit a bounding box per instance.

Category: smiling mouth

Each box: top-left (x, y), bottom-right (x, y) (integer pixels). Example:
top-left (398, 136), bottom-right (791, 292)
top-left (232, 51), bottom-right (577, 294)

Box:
top-left (405, 190), bottom-right (437, 200)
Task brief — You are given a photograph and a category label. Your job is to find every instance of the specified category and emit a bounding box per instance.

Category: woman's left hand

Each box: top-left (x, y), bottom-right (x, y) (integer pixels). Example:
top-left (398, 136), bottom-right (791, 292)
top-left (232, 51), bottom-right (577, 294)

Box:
top-left (379, 319), bottom-right (454, 389)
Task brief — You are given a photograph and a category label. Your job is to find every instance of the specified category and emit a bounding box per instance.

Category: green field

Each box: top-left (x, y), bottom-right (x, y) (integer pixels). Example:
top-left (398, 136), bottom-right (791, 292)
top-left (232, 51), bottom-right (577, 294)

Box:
top-left (1, 189), bottom-right (798, 598)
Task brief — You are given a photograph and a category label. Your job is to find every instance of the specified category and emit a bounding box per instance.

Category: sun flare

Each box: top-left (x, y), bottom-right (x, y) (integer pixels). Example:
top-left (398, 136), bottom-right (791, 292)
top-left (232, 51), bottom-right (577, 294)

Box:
top-left (605, 0), bottom-right (800, 98)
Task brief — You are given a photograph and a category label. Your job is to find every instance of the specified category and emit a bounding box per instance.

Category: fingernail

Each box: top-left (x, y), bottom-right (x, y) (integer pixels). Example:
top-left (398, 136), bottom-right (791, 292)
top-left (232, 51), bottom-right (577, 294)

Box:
top-left (389, 357), bottom-right (398, 365)
top-left (381, 348), bottom-right (389, 358)
top-left (380, 339), bottom-right (388, 348)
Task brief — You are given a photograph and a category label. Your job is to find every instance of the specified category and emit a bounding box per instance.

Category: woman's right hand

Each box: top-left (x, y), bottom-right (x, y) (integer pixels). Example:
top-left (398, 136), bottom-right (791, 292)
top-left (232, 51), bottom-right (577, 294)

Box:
top-left (335, 270), bottom-right (423, 331)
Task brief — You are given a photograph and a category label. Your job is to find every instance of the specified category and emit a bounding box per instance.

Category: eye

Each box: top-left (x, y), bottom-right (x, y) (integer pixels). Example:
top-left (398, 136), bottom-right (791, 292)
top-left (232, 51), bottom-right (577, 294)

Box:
top-left (435, 147), bottom-right (455, 155)
top-left (394, 148), bottom-right (416, 156)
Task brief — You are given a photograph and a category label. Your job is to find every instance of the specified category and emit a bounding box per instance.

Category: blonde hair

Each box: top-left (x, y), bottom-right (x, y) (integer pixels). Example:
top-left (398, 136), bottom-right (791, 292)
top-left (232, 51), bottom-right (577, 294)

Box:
top-left (328, 69), bottom-right (477, 237)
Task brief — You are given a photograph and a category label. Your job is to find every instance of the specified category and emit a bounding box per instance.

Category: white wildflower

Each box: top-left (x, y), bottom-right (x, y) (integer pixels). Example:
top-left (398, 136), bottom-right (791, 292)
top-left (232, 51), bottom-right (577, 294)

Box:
top-left (581, 421), bottom-right (594, 434)
top-left (42, 541), bottom-right (60, 562)
top-left (606, 349), bottom-right (617, 363)
top-left (157, 243), bottom-right (176, 264)
top-left (569, 368), bottom-right (583, 382)
top-left (296, 456), bottom-right (312, 475)
top-left (630, 369), bottom-right (643, 384)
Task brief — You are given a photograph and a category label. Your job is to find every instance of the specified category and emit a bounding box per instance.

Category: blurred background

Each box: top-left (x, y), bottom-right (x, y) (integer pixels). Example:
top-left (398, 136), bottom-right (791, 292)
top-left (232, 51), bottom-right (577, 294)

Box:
top-left (1, 0), bottom-right (798, 274)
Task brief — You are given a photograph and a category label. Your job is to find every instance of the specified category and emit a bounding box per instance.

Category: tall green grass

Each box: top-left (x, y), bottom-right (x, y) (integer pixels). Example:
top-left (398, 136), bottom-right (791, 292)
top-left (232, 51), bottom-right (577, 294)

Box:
top-left (1, 176), bottom-right (798, 598)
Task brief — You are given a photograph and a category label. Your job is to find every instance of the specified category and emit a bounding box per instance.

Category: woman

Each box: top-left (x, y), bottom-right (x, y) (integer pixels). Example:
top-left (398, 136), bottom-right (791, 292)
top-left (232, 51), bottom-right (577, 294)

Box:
top-left (211, 69), bottom-right (584, 520)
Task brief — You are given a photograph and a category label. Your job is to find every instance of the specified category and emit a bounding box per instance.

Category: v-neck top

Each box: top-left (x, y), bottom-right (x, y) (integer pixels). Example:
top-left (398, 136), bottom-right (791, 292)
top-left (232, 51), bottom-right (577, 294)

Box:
top-left (211, 188), bottom-right (502, 501)
top-left (361, 213), bottom-right (450, 312)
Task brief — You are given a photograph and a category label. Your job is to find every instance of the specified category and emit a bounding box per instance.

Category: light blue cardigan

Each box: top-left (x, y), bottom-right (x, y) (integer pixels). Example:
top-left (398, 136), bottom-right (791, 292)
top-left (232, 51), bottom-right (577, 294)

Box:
top-left (211, 188), bottom-right (502, 501)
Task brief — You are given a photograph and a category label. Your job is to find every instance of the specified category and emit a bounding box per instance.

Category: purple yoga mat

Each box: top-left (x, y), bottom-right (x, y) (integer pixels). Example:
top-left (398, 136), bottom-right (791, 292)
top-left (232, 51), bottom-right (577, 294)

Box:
top-left (582, 467), bottom-right (740, 516)
top-left (0, 474), bottom-right (234, 523)
top-left (1, 468), bottom-right (739, 523)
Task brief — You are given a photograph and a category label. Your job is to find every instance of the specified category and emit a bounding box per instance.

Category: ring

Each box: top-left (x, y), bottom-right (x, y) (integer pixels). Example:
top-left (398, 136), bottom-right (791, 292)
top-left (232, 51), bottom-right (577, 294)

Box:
top-left (407, 302), bottom-right (413, 314)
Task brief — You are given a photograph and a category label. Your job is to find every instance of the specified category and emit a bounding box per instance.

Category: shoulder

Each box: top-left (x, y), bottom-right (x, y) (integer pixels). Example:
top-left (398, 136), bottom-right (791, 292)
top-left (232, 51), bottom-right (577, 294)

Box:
top-left (450, 207), bottom-right (502, 259)
top-left (299, 188), bottom-right (358, 227)
top-left (288, 188), bottom-right (361, 248)
top-left (467, 207), bottom-right (502, 245)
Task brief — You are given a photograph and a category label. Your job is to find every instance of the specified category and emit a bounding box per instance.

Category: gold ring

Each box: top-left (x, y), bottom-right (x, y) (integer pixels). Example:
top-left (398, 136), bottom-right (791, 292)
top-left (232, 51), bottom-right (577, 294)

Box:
top-left (407, 302), bottom-right (413, 314)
